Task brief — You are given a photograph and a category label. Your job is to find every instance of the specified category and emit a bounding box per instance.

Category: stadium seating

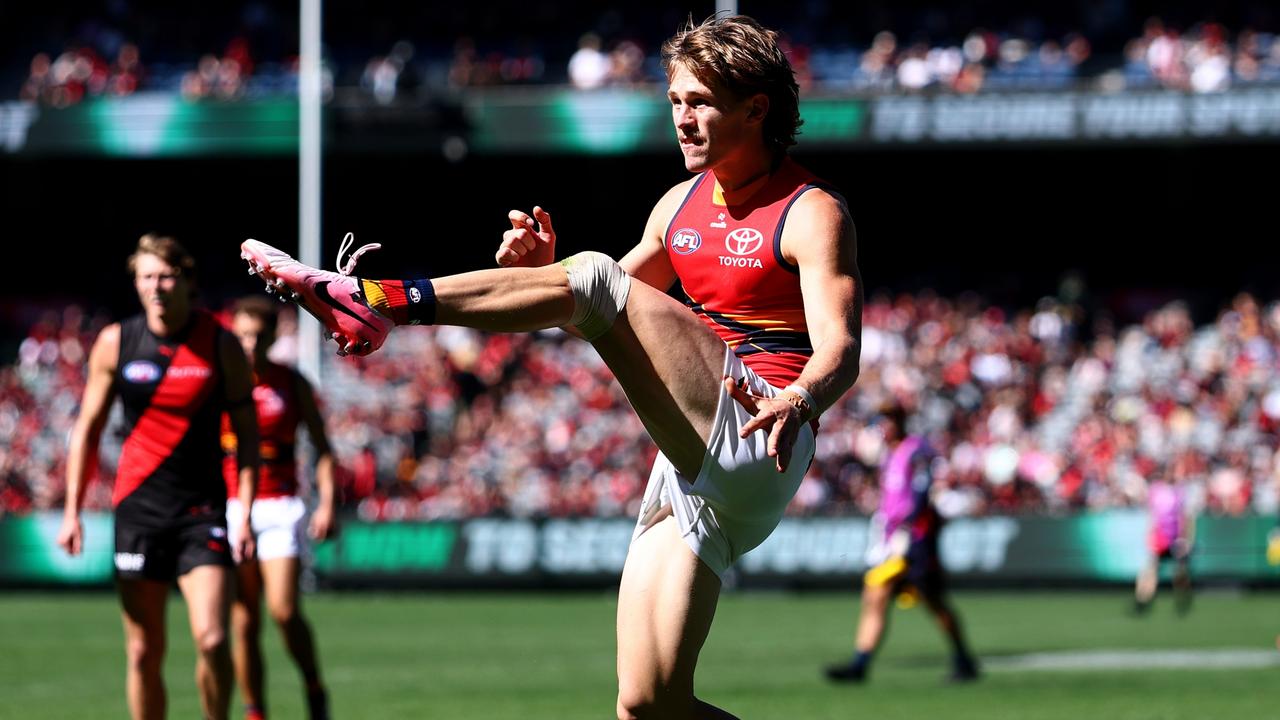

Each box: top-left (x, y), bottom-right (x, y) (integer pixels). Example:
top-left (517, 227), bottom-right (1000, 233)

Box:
top-left (4, 293), bottom-right (1277, 520)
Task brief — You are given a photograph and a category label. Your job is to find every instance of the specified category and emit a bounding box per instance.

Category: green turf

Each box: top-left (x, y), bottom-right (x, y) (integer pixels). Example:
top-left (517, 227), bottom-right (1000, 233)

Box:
top-left (0, 589), bottom-right (1275, 719)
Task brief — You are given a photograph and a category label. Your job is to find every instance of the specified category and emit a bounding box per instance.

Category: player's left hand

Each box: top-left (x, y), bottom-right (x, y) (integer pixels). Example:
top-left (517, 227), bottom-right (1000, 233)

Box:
top-left (234, 519), bottom-right (255, 563)
top-left (724, 377), bottom-right (805, 473)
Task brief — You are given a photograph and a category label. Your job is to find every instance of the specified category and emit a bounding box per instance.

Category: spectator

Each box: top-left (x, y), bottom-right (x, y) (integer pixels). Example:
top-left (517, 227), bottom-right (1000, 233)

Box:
top-left (568, 32), bottom-right (610, 90)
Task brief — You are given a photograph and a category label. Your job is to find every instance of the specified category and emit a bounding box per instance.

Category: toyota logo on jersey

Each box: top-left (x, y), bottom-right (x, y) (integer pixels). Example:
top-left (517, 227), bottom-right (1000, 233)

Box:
top-left (725, 228), bottom-right (764, 256)
top-left (670, 228), bottom-right (702, 255)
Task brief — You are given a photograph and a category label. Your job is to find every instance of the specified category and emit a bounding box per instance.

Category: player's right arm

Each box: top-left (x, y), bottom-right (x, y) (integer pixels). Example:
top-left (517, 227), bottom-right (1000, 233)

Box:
top-left (58, 324), bottom-right (121, 556)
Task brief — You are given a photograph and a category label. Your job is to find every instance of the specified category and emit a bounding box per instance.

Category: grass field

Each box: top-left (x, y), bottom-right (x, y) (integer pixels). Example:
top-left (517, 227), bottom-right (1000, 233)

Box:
top-left (1, 589), bottom-right (1276, 719)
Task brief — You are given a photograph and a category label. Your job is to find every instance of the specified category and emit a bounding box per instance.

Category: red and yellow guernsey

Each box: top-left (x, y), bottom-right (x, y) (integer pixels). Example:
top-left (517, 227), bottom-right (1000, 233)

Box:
top-left (221, 362), bottom-right (302, 499)
top-left (664, 156), bottom-right (831, 387)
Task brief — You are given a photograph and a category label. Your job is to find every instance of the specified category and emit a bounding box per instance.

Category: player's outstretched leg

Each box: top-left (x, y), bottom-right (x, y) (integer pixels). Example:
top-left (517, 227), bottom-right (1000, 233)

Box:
top-left (242, 237), bottom-right (583, 357)
top-left (240, 239), bottom-right (724, 475)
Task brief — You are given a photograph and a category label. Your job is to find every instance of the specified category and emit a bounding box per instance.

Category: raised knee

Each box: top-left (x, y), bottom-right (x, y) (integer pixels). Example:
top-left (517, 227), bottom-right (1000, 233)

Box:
top-left (561, 251), bottom-right (631, 340)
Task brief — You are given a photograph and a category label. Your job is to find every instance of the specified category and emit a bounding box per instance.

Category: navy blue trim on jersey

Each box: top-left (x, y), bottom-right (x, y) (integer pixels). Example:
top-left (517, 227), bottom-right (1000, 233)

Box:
top-left (771, 184), bottom-right (826, 275)
top-left (686, 301), bottom-right (814, 356)
top-left (662, 173), bottom-right (711, 248)
top-left (735, 335), bottom-right (816, 356)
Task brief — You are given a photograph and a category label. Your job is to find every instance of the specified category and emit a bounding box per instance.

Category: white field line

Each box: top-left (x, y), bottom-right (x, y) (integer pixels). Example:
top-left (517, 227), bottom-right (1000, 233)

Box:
top-left (984, 649), bottom-right (1280, 672)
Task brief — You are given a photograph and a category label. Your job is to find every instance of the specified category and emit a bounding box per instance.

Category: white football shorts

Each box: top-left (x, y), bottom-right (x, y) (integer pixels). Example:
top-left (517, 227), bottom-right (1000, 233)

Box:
top-left (227, 496), bottom-right (308, 562)
top-left (631, 347), bottom-right (816, 577)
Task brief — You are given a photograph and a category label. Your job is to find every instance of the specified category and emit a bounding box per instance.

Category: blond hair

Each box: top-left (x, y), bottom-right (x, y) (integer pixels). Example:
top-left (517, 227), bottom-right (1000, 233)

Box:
top-left (661, 15), bottom-right (803, 149)
top-left (127, 233), bottom-right (197, 282)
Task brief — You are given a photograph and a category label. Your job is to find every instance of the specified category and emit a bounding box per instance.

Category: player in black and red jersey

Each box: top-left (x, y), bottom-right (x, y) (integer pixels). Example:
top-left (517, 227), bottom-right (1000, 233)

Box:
top-left (58, 234), bottom-right (259, 720)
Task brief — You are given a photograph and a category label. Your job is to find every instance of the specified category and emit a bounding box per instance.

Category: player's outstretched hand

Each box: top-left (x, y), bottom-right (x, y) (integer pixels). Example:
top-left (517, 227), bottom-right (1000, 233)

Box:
top-left (724, 377), bottom-right (804, 473)
top-left (496, 206), bottom-right (557, 268)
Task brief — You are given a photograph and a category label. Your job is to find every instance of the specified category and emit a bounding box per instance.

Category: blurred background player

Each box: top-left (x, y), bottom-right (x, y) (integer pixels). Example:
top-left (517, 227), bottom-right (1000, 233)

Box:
top-left (223, 297), bottom-right (335, 720)
top-left (57, 234), bottom-right (259, 720)
top-left (825, 405), bottom-right (978, 684)
top-left (1133, 456), bottom-right (1195, 616)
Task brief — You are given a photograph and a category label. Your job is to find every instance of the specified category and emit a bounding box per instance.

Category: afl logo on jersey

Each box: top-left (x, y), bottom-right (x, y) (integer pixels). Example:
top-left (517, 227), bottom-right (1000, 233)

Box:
top-left (122, 360), bottom-right (162, 384)
top-left (725, 228), bottom-right (764, 256)
top-left (670, 228), bottom-right (702, 255)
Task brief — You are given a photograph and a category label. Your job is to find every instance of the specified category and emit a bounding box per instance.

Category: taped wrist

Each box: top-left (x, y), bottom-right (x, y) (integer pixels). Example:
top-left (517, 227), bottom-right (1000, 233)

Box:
top-left (561, 252), bottom-right (632, 341)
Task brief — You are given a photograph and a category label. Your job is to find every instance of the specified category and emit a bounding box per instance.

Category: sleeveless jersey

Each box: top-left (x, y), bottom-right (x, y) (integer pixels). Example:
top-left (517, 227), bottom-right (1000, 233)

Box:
top-left (113, 311), bottom-right (226, 522)
top-left (222, 362), bottom-right (302, 499)
top-left (664, 156), bottom-right (830, 387)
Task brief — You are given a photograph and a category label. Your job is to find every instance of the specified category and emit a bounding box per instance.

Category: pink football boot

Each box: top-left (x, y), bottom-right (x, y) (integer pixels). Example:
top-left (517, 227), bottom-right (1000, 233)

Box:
top-left (241, 233), bottom-right (393, 356)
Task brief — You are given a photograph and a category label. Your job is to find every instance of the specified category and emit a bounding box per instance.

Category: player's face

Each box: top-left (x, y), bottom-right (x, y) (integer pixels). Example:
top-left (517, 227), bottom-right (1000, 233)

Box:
top-left (133, 253), bottom-right (188, 317)
top-left (667, 64), bottom-right (758, 173)
top-left (232, 313), bottom-right (274, 365)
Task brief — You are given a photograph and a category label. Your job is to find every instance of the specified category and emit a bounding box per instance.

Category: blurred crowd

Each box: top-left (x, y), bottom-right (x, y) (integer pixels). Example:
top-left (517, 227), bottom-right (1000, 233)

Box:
top-left (4, 291), bottom-right (1279, 521)
top-left (10, 0), bottom-right (1280, 105)
top-left (19, 36), bottom-right (305, 106)
top-left (1119, 18), bottom-right (1280, 92)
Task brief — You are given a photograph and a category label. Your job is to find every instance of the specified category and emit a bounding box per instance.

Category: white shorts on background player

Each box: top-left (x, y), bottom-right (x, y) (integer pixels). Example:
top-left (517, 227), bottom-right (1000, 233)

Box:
top-left (632, 348), bottom-right (816, 578)
top-left (227, 495), bottom-right (307, 562)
